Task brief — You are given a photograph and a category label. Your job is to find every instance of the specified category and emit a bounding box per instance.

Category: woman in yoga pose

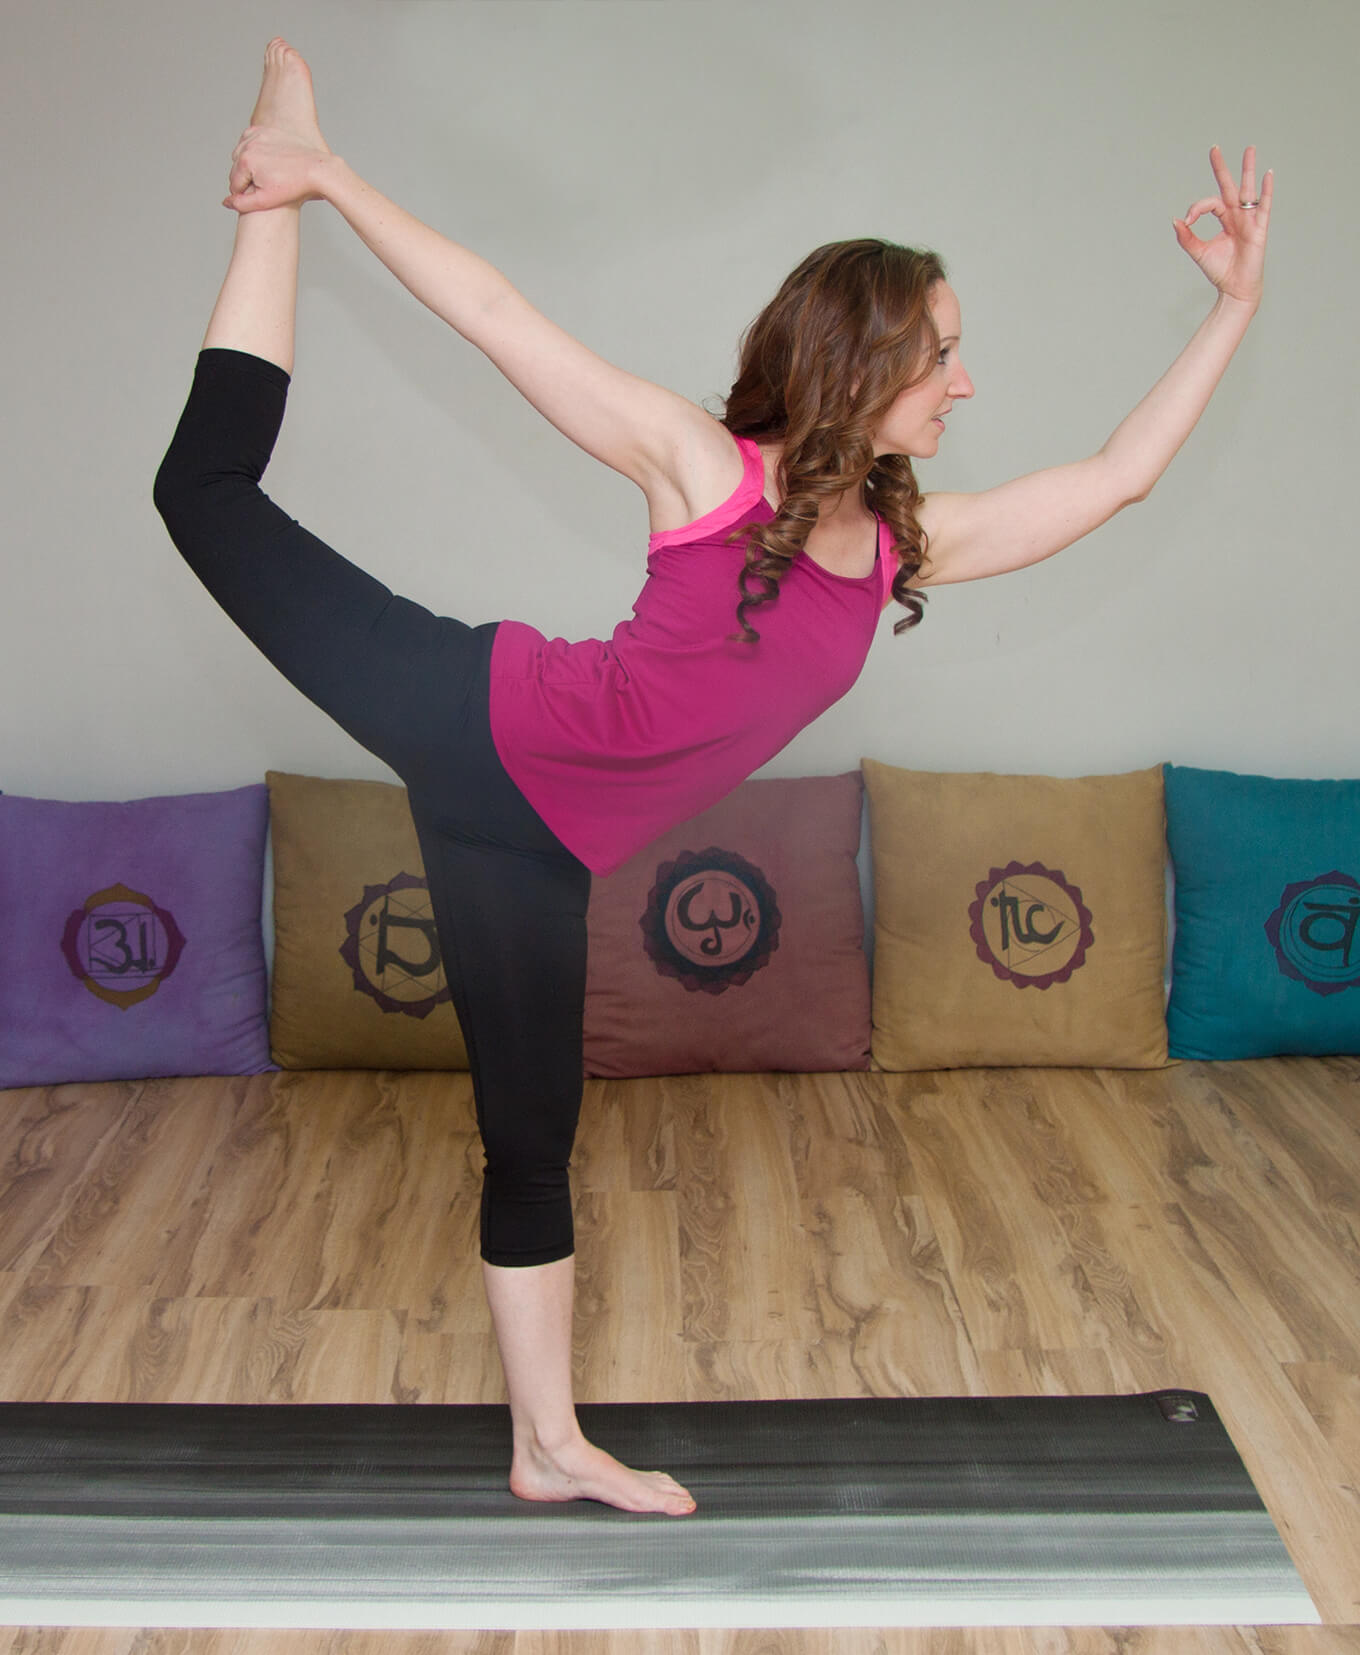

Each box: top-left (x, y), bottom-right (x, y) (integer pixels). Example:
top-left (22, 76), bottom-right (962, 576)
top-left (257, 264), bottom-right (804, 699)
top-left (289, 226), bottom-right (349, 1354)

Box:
top-left (155, 40), bottom-right (1271, 1517)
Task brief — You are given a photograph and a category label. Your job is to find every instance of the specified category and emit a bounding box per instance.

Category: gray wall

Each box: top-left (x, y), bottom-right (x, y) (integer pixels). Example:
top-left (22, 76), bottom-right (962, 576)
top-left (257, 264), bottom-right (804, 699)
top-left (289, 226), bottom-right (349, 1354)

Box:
top-left (3, 0), bottom-right (1356, 805)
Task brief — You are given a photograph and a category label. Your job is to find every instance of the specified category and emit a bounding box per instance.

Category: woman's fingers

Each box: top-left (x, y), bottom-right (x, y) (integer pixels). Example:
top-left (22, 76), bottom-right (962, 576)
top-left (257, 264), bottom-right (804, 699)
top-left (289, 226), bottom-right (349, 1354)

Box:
top-left (1183, 193), bottom-right (1229, 229)
top-left (1204, 143), bottom-right (1266, 214)
top-left (1171, 217), bottom-right (1203, 257)
top-left (1238, 144), bottom-right (1258, 205)
top-left (227, 153), bottom-right (254, 199)
top-left (226, 129), bottom-right (260, 203)
top-left (1185, 145), bottom-right (1271, 229)
top-left (228, 127), bottom-right (259, 171)
top-left (1207, 143), bottom-right (1238, 201)
top-left (1255, 166), bottom-right (1275, 225)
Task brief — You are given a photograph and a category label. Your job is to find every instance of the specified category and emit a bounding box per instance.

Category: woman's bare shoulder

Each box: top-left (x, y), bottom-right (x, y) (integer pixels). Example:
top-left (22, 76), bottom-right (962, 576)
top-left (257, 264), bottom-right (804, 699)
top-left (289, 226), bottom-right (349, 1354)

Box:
top-left (643, 407), bottom-right (760, 537)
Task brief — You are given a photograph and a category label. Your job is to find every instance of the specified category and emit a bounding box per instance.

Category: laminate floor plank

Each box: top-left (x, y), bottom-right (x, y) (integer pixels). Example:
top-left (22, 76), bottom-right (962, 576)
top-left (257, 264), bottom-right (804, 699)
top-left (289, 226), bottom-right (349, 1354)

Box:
top-left (681, 1333), bottom-right (866, 1401)
top-left (974, 1346), bottom-right (1129, 1398)
top-left (163, 1071), bottom-right (483, 1318)
top-left (1192, 1059), bottom-right (1360, 1275)
top-left (801, 1183), bottom-right (982, 1395)
top-left (779, 1069), bottom-right (930, 1201)
top-left (0, 1083), bottom-right (145, 1282)
top-left (1131, 1072), bottom-right (1360, 1368)
top-left (572, 1188), bottom-right (685, 1403)
top-left (574, 1079), bottom-right (678, 1196)
top-left (1283, 1361), bottom-right (1360, 1491)
top-left (14, 1079), bottom-right (232, 1295)
top-left (884, 1077), bottom-right (1110, 1353)
top-left (671, 1075), bottom-right (821, 1348)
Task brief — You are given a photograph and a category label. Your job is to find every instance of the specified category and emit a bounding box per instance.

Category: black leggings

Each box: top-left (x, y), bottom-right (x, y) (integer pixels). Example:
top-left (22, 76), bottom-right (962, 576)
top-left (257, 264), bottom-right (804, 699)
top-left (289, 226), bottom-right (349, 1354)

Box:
top-left (153, 348), bottom-right (590, 1268)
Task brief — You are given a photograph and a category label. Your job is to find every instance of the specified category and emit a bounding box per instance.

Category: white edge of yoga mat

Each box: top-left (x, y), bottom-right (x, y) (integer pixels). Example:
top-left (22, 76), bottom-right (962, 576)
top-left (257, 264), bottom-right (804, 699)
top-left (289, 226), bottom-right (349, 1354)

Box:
top-left (0, 1593), bottom-right (1322, 1630)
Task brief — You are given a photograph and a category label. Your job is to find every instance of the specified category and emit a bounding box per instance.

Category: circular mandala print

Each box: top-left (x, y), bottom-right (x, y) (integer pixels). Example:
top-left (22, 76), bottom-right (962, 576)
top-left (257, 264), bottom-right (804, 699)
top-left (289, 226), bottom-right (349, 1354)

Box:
top-left (1264, 871), bottom-right (1360, 996)
top-left (60, 882), bottom-right (186, 1009)
top-left (339, 872), bottom-right (450, 1018)
top-left (639, 846), bottom-right (781, 995)
top-left (968, 860), bottom-right (1093, 989)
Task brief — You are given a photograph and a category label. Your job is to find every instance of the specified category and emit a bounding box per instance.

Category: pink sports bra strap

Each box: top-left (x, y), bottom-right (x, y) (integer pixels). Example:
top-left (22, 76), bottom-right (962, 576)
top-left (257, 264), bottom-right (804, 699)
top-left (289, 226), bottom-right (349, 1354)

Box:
top-left (647, 431), bottom-right (767, 553)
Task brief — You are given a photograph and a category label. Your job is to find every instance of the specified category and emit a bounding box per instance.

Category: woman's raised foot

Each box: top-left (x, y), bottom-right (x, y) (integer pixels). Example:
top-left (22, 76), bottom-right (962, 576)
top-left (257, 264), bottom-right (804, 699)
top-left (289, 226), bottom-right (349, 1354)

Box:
top-left (226, 40), bottom-right (333, 211)
top-left (249, 37), bottom-right (328, 151)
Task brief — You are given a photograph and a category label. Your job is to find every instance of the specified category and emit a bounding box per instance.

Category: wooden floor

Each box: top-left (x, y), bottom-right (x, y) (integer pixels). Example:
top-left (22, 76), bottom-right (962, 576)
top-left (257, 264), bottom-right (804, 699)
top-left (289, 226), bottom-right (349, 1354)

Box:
top-left (0, 1056), bottom-right (1357, 1654)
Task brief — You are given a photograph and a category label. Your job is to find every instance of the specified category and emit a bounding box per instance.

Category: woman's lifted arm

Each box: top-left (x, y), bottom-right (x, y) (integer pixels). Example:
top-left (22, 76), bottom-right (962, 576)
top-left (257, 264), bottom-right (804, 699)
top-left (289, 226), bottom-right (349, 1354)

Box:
top-left (226, 118), bottom-right (710, 498)
top-left (915, 146), bottom-right (1273, 587)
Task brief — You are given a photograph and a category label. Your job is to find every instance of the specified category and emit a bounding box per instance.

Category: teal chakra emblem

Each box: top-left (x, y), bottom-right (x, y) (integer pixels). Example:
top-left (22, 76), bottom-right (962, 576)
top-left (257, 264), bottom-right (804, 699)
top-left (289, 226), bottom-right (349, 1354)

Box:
top-left (1264, 871), bottom-right (1360, 996)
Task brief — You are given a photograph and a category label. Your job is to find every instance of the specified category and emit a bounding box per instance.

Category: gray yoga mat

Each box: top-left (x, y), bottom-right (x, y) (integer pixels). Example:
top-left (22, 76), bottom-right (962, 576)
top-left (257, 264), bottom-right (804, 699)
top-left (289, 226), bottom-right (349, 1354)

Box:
top-left (0, 1392), bottom-right (1318, 1629)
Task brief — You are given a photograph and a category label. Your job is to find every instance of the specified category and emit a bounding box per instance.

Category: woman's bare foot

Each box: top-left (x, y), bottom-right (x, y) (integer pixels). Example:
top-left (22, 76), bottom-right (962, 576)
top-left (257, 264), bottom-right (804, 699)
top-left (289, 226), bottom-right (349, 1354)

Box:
top-left (511, 1428), bottom-right (696, 1516)
top-left (249, 38), bottom-right (327, 149)
top-left (226, 41), bottom-right (333, 212)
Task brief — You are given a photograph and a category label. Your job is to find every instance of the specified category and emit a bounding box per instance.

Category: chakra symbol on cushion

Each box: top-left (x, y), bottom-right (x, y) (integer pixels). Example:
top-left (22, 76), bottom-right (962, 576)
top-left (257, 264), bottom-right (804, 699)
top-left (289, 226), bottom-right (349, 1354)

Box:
top-left (640, 847), bottom-right (781, 995)
top-left (1264, 871), bottom-right (1360, 997)
top-left (968, 860), bottom-right (1093, 989)
top-left (60, 882), bottom-right (186, 1010)
top-left (339, 872), bottom-right (450, 1018)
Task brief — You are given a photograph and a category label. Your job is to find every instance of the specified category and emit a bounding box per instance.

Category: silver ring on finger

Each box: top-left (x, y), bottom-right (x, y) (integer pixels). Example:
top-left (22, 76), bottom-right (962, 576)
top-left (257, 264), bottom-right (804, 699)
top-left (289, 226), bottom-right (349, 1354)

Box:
top-left (1239, 198), bottom-right (1259, 208)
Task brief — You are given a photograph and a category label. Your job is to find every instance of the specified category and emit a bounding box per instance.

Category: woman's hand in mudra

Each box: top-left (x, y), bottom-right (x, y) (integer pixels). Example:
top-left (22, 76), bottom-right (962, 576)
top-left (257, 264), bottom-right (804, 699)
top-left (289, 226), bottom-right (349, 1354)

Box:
top-left (1173, 144), bottom-right (1272, 308)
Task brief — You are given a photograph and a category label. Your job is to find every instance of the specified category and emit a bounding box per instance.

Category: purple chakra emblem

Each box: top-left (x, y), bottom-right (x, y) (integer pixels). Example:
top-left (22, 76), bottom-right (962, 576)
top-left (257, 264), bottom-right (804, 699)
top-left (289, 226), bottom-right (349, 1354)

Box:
top-left (60, 882), bottom-right (186, 1010)
top-left (339, 872), bottom-right (450, 1018)
top-left (968, 860), bottom-right (1094, 989)
top-left (1264, 871), bottom-right (1360, 997)
top-left (640, 846), bottom-right (781, 995)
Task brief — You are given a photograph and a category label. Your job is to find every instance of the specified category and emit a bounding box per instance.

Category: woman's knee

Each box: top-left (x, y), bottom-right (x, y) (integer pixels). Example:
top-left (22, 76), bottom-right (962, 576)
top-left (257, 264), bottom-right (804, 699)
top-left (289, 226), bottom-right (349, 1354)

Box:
top-left (480, 1168), bottom-right (575, 1267)
top-left (478, 1086), bottom-right (581, 1188)
top-left (474, 1067), bottom-right (581, 1263)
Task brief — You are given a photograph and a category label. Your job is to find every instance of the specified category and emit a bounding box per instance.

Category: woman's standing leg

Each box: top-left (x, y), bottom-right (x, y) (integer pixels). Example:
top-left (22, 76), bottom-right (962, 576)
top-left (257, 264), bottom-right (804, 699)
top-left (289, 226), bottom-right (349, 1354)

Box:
top-left (158, 40), bottom-right (693, 1516)
top-left (415, 809), bottom-right (691, 1510)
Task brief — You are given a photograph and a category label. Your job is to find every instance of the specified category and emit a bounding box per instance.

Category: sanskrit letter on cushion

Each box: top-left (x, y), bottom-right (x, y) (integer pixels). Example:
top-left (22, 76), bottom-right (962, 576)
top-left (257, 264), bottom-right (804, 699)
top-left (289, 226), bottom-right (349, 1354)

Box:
top-left (1164, 764), bottom-right (1360, 1059)
top-left (862, 761), bottom-right (1168, 1070)
top-left (267, 772), bottom-right (468, 1070)
top-left (583, 773), bottom-right (870, 1076)
top-left (0, 785), bottom-right (272, 1087)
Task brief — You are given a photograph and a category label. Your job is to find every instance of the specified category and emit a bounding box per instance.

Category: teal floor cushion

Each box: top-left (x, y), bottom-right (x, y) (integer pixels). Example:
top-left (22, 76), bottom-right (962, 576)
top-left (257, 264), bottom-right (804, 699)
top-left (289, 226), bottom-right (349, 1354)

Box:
top-left (1164, 764), bottom-right (1360, 1059)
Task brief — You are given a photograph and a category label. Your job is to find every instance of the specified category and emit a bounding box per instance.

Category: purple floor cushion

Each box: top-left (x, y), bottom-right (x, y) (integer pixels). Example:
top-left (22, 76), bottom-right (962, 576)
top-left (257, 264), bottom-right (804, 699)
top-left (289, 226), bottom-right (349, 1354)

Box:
top-left (0, 786), bottom-right (272, 1087)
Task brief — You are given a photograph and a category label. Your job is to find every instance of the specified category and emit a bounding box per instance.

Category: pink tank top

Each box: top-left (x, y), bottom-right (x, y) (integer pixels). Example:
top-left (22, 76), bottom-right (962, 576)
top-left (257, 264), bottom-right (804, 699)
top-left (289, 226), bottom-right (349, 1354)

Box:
top-left (488, 432), bottom-right (894, 875)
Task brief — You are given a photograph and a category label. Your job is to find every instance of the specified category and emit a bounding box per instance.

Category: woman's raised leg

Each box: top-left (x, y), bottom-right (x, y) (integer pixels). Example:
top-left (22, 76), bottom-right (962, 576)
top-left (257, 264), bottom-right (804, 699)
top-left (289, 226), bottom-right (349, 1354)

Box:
top-left (202, 36), bottom-right (324, 371)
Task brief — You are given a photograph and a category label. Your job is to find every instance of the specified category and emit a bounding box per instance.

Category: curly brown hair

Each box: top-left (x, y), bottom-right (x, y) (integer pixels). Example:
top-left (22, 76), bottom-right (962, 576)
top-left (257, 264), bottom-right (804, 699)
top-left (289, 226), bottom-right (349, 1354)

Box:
top-left (719, 238), bottom-right (947, 641)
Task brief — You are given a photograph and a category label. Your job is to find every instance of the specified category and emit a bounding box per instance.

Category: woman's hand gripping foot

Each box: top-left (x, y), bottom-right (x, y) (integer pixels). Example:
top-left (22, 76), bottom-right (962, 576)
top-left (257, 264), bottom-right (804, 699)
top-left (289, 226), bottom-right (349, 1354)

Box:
top-left (225, 38), bottom-right (334, 213)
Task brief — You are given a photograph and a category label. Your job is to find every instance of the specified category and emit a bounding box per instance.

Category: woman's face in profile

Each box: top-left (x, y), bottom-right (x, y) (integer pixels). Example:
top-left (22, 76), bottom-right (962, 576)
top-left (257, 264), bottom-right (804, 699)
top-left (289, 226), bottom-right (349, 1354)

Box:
top-left (871, 283), bottom-right (974, 459)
